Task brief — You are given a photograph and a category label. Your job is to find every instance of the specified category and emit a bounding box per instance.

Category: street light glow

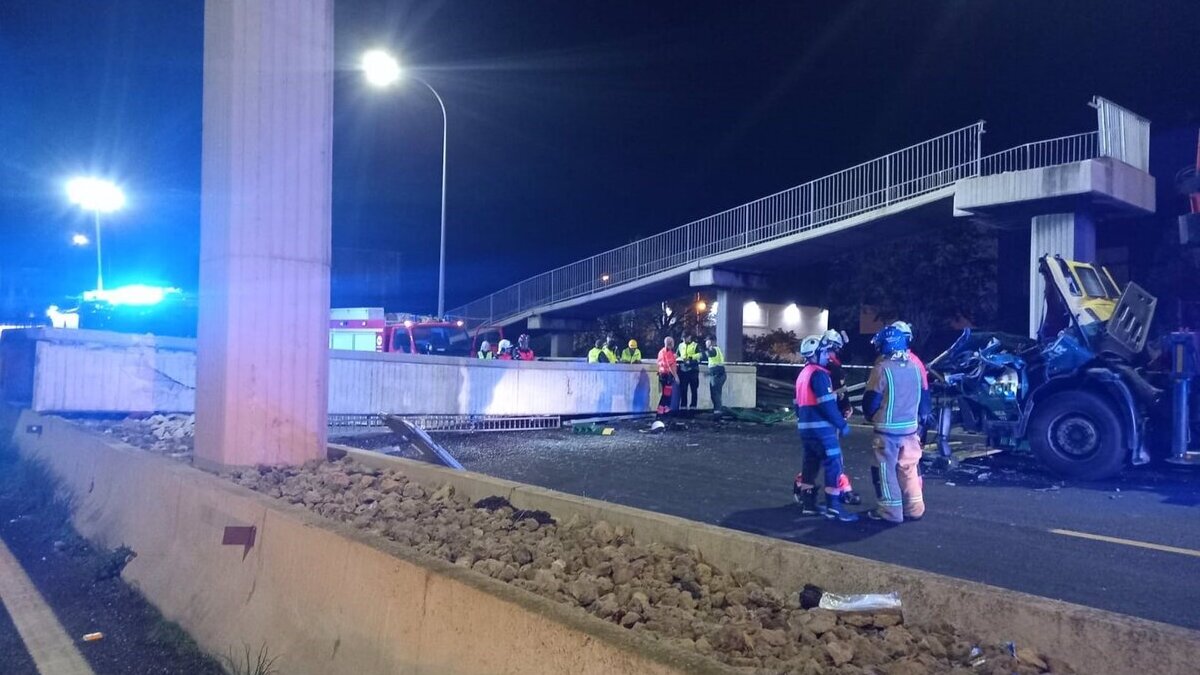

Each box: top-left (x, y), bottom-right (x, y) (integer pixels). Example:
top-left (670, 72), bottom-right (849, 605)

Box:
top-left (66, 177), bottom-right (125, 213)
top-left (361, 49), bottom-right (401, 88)
top-left (72, 233), bottom-right (90, 246)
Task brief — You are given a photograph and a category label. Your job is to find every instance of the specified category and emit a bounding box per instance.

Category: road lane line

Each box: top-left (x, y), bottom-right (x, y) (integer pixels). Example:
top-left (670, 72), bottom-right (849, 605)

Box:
top-left (1049, 528), bottom-right (1200, 559)
top-left (0, 538), bottom-right (94, 675)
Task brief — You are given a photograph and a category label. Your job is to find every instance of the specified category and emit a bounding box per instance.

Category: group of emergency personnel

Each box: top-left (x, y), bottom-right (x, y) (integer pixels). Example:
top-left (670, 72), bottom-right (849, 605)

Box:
top-left (655, 333), bottom-right (727, 415)
top-left (477, 334), bottom-right (536, 361)
top-left (793, 321), bottom-right (929, 524)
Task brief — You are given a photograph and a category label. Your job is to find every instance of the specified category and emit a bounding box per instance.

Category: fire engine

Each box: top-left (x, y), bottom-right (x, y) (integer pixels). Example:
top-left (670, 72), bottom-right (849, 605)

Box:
top-left (329, 308), bottom-right (474, 356)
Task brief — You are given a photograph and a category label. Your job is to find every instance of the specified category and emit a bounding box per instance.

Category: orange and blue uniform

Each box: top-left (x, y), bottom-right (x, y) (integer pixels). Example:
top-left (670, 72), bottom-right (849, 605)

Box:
top-left (795, 363), bottom-right (850, 495)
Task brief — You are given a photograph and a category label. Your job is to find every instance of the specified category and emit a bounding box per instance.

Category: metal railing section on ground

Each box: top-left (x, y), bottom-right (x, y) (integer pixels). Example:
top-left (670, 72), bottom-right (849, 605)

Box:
top-left (451, 123), bottom-right (985, 326)
top-left (329, 413), bottom-right (561, 433)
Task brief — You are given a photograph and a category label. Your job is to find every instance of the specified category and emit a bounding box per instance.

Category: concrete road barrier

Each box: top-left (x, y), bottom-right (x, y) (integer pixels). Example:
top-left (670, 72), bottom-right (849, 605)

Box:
top-left (9, 409), bottom-right (1199, 674)
top-left (8, 411), bottom-right (724, 675)
top-left (333, 444), bottom-right (1200, 675)
top-left (0, 328), bottom-right (754, 415)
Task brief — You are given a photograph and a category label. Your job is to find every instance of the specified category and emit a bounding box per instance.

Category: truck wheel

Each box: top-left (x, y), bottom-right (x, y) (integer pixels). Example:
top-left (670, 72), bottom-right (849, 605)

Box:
top-left (1027, 391), bottom-right (1125, 480)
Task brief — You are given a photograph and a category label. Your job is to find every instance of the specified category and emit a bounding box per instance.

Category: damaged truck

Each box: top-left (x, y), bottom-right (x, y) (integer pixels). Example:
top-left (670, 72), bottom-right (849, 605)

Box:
top-left (929, 255), bottom-right (1199, 480)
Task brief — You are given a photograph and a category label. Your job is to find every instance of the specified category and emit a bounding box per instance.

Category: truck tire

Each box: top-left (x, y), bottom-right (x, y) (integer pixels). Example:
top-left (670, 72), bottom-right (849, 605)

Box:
top-left (1027, 390), bottom-right (1125, 480)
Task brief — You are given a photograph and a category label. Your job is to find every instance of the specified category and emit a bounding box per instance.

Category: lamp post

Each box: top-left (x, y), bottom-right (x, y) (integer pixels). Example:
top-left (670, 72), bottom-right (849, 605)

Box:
top-left (66, 177), bottom-right (125, 291)
top-left (361, 49), bottom-right (449, 317)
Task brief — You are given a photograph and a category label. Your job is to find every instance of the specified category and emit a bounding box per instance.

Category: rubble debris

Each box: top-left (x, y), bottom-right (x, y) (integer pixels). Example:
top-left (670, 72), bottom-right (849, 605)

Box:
top-left (223, 457), bottom-right (1068, 674)
top-left (473, 495), bottom-right (556, 526)
top-left (81, 414), bottom-right (196, 459)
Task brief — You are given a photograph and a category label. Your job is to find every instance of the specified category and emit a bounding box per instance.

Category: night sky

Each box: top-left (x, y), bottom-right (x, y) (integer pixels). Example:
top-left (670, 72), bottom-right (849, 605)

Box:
top-left (1, 0), bottom-right (1197, 314)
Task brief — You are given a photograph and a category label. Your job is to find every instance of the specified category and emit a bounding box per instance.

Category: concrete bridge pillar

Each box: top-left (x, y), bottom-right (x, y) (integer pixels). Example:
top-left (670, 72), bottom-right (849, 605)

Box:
top-left (691, 268), bottom-right (766, 363)
top-left (548, 333), bottom-right (571, 358)
top-left (1029, 211), bottom-right (1096, 337)
top-left (195, 0), bottom-right (334, 470)
top-left (715, 289), bottom-right (745, 362)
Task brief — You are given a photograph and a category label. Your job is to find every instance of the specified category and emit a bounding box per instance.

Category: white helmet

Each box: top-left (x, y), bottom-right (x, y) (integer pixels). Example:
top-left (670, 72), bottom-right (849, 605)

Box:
top-left (820, 329), bottom-right (847, 351)
top-left (798, 335), bottom-right (823, 359)
top-left (480, 340), bottom-right (491, 351)
top-left (890, 321), bottom-right (913, 338)
top-left (497, 339), bottom-right (513, 351)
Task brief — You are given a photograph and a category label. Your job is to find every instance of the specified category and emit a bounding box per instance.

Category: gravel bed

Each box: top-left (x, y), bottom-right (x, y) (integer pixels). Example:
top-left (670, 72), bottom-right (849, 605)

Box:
top-left (229, 459), bottom-right (1070, 675)
top-left (82, 416), bottom-right (1072, 674)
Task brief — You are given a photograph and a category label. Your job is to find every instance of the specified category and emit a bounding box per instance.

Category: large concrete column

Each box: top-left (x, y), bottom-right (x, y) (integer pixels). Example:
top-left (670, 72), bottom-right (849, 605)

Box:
top-left (716, 289), bottom-right (744, 362)
top-left (1028, 211), bottom-right (1096, 338)
top-left (195, 0), bottom-right (334, 470)
top-left (548, 333), bottom-right (570, 358)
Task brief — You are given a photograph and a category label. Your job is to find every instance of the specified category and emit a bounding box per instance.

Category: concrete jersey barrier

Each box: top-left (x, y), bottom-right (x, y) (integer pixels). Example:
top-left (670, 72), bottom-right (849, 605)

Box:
top-left (8, 411), bottom-right (1200, 674)
top-left (0, 328), bottom-right (755, 415)
top-left (8, 410), bottom-right (727, 675)
top-left (332, 444), bottom-right (1200, 675)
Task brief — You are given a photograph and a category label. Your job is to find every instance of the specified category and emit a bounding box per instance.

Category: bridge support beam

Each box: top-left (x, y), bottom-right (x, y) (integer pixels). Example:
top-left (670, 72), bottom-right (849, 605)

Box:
top-left (527, 315), bottom-right (586, 332)
top-left (715, 289), bottom-right (745, 363)
top-left (1028, 211), bottom-right (1096, 338)
top-left (548, 333), bottom-right (571, 358)
top-left (195, 0), bottom-right (334, 470)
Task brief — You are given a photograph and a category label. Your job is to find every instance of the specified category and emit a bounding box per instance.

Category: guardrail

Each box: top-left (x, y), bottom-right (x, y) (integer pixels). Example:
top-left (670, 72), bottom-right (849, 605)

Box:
top-left (452, 123), bottom-right (985, 326)
top-left (1093, 95), bottom-right (1151, 171)
top-left (978, 131), bottom-right (1099, 175)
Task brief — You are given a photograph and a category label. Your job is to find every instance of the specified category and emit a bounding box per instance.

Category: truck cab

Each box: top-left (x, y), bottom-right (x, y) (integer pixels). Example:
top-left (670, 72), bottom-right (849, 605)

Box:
top-left (931, 255), bottom-right (1174, 480)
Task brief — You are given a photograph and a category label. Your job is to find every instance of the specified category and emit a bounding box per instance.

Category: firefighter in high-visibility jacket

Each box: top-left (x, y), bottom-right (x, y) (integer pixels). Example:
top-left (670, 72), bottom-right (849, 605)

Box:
top-left (862, 324), bottom-right (930, 523)
top-left (793, 329), bottom-right (862, 505)
top-left (794, 335), bottom-right (858, 522)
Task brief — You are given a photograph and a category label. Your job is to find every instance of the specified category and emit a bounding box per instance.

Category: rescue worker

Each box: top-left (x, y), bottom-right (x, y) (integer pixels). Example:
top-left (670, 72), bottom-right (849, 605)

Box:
top-left (793, 335), bottom-right (858, 522)
top-left (497, 339), bottom-right (514, 360)
top-left (601, 338), bottom-right (619, 364)
top-left (477, 340), bottom-right (495, 359)
top-left (620, 339), bottom-right (642, 364)
top-left (792, 329), bottom-right (862, 505)
top-left (704, 337), bottom-right (726, 412)
top-left (587, 338), bottom-right (604, 363)
top-left (676, 333), bottom-right (702, 409)
top-left (862, 324), bottom-right (929, 523)
top-left (876, 321), bottom-right (928, 382)
top-left (656, 336), bottom-right (679, 416)
top-left (514, 334), bottom-right (535, 361)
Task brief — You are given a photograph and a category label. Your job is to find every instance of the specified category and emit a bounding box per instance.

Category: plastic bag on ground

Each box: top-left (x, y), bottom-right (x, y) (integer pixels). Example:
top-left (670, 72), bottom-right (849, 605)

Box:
top-left (818, 592), bottom-right (902, 613)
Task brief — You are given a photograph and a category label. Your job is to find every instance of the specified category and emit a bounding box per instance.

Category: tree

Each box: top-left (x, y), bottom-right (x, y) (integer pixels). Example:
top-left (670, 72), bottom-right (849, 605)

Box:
top-left (824, 222), bottom-right (998, 354)
top-left (573, 295), bottom-right (713, 354)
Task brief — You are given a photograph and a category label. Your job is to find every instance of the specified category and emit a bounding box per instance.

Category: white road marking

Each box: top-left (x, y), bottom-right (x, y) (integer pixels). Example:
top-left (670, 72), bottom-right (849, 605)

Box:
top-left (1049, 528), bottom-right (1200, 559)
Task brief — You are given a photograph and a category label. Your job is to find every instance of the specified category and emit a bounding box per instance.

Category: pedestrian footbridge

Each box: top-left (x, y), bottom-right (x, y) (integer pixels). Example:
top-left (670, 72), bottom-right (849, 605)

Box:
top-left (450, 97), bottom-right (1154, 353)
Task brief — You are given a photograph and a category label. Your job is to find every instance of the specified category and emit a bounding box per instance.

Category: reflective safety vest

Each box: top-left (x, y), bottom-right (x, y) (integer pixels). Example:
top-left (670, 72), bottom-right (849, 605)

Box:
top-left (795, 363), bottom-right (845, 447)
top-left (587, 347), bottom-right (602, 363)
top-left (620, 348), bottom-right (642, 363)
top-left (601, 347), bottom-right (617, 363)
top-left (865, 356), bottom-right (924, 435)
top-left (678, 341), bottom-right (701, 370)
top-left (707, 346), bottom-right (725, 367)
top-left (478, 349), bottom-right (494, 360)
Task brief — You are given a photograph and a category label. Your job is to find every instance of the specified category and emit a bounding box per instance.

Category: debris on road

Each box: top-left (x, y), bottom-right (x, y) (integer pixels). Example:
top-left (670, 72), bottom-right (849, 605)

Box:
top-left (82, 632), bottom-right (104, 642)
top-left (818, 592), bottom-right (902, 614)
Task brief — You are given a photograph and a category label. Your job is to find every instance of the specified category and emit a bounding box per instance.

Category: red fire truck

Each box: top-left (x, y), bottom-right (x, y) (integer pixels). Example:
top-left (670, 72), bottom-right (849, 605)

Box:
top-left (329, 308), bottom-right (474, 357)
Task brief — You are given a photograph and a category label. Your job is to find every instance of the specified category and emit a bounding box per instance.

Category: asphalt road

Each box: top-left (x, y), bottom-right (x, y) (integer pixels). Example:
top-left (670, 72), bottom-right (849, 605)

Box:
top-left (379, 415), bottom-right (1200, 630)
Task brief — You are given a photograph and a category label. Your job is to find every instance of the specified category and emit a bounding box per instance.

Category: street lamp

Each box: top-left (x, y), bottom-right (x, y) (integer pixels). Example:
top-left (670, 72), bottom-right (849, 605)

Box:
top-left (360, 49), bottom-right (450, 317)
top-left (66, 177), bottom-right (124, 291)
top-left (71, 233), bottom-right (90, 246)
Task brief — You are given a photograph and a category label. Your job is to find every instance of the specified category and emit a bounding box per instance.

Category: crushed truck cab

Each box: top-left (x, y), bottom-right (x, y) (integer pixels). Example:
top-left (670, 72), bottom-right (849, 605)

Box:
top-left (930, 255), bottom-right (1197, 480)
